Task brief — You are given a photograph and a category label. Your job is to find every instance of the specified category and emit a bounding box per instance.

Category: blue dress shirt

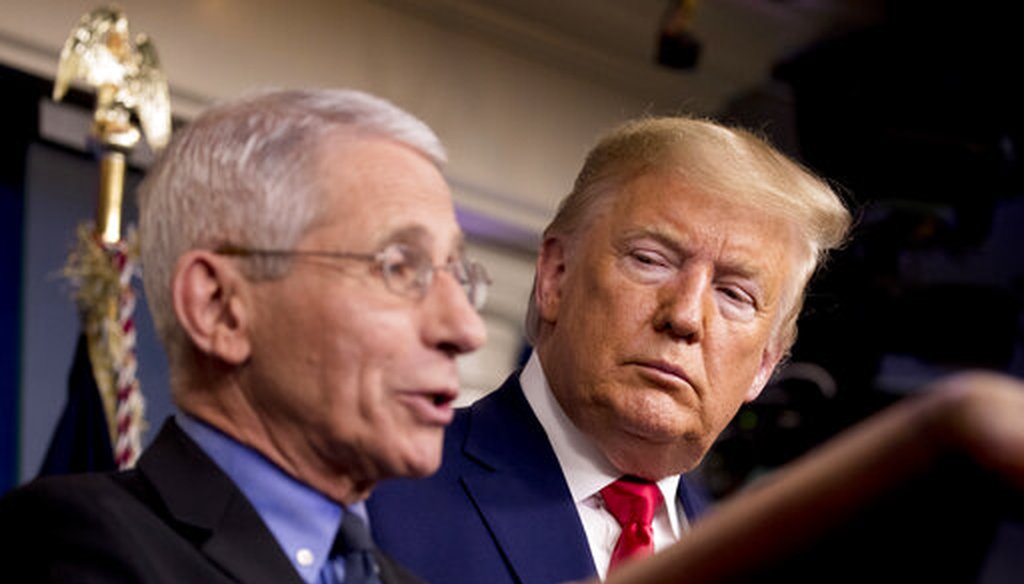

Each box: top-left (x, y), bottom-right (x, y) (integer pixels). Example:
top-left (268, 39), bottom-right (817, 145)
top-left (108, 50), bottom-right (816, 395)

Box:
top-left (177, 413), bottom-right (368, 583)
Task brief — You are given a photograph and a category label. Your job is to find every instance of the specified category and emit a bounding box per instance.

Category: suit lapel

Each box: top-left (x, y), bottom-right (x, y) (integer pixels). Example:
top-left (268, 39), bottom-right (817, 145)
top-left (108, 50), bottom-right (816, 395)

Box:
top-left (678, 474), bottom-right (711, 521)
top-left (459, 377), bottom-right (597, 584)
top-left (137, 419), bottom-right (305, 584)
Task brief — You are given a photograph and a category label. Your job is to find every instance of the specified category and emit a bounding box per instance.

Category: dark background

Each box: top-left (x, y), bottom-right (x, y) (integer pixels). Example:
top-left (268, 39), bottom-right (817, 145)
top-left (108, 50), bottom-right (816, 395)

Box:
top-left (703, 0), bottom-right (1024, 497)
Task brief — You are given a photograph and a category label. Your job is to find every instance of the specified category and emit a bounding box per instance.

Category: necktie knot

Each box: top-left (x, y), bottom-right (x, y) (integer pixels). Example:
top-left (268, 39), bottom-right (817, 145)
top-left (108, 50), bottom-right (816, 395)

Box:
top-left (332, 511), bottom-right (381, 584)
top-left (334, 511), bottom-right (376, 554)
top-left (600, 476), bottom-right (663, 571)
top-left (601, 477), bottom-right (662, 527)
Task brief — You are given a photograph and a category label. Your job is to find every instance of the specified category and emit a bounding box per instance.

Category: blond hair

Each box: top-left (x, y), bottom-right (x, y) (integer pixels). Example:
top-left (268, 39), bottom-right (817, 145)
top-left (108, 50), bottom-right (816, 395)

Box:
top-left (525, 116), bottom-right (852, 353)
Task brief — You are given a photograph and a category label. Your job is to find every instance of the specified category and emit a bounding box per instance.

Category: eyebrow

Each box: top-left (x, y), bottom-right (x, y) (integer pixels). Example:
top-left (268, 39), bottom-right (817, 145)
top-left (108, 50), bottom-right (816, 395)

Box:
top-left (379, 224), bottom-right (466, 255)
top-left (621, 227), bottom-right (763, 281)
top-left (621, 227), bottom-right (683, 253)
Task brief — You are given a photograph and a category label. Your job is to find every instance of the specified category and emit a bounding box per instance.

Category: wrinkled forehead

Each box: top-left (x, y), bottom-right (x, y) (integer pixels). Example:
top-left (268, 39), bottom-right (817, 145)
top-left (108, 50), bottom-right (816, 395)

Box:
top-left (307, 134), bottom-right (463, 254)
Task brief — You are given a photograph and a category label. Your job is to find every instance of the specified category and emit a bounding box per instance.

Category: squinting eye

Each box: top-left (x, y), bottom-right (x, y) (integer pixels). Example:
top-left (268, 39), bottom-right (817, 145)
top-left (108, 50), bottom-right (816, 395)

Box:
top-left (621, 248), bottom-right (677, 284)
top-left (718, 286), bottom-right (756, 308)
top-left (629, 250), bottom-right (669, 267)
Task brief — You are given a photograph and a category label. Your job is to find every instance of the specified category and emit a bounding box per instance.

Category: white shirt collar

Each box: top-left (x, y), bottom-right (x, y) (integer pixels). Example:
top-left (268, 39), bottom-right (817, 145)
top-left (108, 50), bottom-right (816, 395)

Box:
top-left (519, 351), bottom-right (683, 535)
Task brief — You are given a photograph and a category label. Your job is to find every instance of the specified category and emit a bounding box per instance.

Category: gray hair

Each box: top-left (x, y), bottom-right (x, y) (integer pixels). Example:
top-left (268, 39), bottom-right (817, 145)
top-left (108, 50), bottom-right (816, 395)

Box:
top-left (524, 116), bottom-right (852, 353)
top-left (138, 88), bottom-right (446, 370)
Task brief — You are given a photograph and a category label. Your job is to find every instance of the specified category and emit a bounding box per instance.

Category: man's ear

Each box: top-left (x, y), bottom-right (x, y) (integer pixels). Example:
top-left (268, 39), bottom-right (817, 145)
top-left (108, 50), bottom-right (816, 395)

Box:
top-left (535, 235), bottom-right (570, 325)
top-left (745, 341), bottom-right (786, 403)
top-left (171, 251), bottom-right (251, 365)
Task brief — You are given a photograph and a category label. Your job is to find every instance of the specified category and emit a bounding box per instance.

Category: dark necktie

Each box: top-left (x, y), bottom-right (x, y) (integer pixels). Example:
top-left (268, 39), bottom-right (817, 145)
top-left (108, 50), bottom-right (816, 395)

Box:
top-left (600, 476), bottom-right (663, 572)
top-left (332, 511), bottom-right (382, 584)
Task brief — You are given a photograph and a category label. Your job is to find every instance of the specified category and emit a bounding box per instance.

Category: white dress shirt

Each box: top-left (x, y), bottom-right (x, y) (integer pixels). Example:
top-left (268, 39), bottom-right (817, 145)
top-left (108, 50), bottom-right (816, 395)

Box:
top-left (519, 352), bottom-right (688, 581)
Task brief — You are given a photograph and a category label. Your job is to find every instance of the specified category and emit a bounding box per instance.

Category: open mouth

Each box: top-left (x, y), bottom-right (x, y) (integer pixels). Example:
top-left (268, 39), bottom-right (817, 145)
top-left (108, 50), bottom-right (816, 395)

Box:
top-left (432, 392), bottom-right (455, 407)
top-left (398, 388), bottom-right (459, 425)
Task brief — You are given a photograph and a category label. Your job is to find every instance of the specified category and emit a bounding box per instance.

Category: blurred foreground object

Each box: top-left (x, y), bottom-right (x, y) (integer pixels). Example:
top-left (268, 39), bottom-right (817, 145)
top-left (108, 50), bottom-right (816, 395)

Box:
top-left (604, 371), bottom-right (1024, 583)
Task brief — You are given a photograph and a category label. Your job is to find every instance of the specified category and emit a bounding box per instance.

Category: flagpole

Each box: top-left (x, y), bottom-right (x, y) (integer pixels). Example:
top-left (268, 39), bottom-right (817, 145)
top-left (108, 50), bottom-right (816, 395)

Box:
top-left (53, 5), bottom-right (171, 469)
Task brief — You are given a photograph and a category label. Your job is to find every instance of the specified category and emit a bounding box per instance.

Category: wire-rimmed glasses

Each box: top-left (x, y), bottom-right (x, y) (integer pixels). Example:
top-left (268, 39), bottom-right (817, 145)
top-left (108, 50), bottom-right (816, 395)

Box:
top-left (216, 242), bottom-right (490, 310)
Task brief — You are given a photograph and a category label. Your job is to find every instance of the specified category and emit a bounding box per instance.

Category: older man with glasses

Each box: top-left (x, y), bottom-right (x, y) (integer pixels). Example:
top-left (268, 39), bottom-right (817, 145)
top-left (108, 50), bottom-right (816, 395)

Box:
top-left (0, 88), bottom-right (488, 584)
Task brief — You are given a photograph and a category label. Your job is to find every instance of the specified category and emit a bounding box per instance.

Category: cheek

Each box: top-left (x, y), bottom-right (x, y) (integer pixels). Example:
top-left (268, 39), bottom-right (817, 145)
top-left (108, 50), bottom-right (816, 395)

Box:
top-left (325, 315), bottom-right (407, 387)
top-left (701, 332), bottom-right (770, 411)
top-left (571, 273), bottom-right (652, 344)
top-left (708, 311), bottom-right (774, 364)
top-left (316, 335), bottom-right (410, 449)
top-left (309, 307), bottom-right (415, 427)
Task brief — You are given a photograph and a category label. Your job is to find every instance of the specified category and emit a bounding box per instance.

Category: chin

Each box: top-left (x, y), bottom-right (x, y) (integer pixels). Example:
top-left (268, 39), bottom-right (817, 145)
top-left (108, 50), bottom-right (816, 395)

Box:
top-left (600, 426), bottom-right (708, 479)
top-left (389, 436), bottom-right (444, 479)
top-left (399, 453), bottom-right (442, 478)
top-left (614, 406), bottom-right (694, 443)
top-left (374, 453), bottom-right (440, 481)
top-left (609, 448), bottom-right (703, 480)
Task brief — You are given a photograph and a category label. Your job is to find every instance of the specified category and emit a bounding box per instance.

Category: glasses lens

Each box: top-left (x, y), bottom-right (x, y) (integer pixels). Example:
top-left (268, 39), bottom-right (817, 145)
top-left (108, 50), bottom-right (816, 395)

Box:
top-left (379, 244), bottom-right (428, 297)
top-left (466, 261), bottom-right (489, 310)
top-left (379, 244), bottom-right (489, 310)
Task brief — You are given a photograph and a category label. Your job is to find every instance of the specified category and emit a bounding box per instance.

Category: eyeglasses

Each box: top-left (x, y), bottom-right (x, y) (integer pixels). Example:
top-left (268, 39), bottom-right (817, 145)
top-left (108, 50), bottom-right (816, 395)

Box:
top-left (216, 242), bottom-right (490, 310)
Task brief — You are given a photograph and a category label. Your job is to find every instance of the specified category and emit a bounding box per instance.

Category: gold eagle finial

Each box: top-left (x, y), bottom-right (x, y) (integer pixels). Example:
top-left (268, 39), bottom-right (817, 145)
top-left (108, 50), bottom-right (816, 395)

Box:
top-left (54, 5), bottom-right (171, 152)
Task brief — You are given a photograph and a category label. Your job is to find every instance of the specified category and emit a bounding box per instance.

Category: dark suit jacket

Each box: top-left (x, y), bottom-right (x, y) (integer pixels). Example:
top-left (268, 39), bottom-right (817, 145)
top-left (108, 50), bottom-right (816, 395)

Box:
top-left (368, 374), bottom-right (711, 584)
top-left (0, 418), bottom-right (421, 584)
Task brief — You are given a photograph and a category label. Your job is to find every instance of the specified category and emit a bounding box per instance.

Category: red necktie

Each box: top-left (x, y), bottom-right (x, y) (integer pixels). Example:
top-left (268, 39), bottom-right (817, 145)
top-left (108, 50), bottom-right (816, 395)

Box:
top-left (600, 476), bottom-right (663, 572)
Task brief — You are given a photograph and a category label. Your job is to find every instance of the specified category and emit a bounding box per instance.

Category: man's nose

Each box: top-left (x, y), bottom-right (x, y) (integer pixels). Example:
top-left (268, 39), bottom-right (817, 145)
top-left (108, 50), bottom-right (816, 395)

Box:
top-left (423, 269), bottom-right (488, 357)
top-left (653, 267), bottom-right (709, 342)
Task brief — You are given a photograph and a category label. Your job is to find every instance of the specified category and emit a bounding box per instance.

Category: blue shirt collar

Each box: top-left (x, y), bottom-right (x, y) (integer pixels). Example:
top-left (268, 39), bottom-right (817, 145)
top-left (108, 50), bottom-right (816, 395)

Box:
top-left (176, 413), bottom-right (367, 583)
